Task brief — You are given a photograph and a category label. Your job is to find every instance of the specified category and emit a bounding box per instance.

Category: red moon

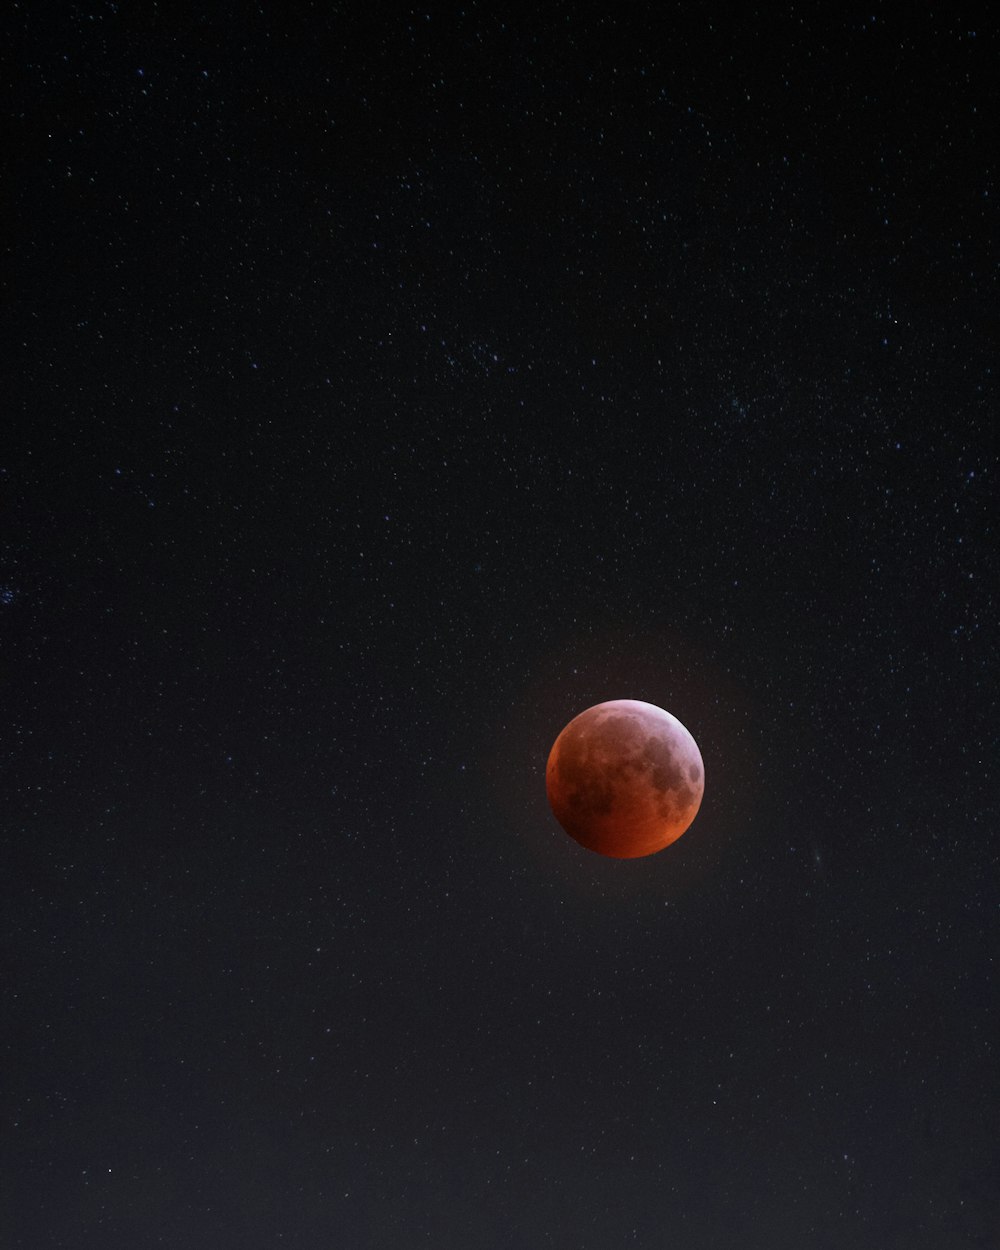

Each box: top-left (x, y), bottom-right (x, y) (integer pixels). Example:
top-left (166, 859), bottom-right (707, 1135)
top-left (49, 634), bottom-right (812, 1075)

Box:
top-left (545, 700), bottom-right (704, 859)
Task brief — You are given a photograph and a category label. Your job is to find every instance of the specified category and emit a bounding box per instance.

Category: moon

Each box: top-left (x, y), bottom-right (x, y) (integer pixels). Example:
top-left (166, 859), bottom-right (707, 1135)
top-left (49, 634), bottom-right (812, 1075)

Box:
top-left (545, 699), bottom-right (704, 859)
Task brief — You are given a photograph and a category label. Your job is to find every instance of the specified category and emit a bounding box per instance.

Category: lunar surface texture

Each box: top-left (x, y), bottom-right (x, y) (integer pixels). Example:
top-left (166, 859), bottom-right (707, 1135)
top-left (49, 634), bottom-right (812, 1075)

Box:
top-left (545, 699), bottom-right (704, 859)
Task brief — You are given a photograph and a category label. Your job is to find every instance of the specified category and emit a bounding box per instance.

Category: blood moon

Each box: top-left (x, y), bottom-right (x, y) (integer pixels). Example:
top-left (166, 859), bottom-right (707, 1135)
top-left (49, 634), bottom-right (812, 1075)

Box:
top-left (545, 699), bottom-right (704, 859)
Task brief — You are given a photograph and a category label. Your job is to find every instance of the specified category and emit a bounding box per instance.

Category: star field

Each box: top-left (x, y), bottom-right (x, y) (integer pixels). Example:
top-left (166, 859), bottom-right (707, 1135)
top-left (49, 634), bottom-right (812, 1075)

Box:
top-left (2, 5), bottom-right (997, 1247)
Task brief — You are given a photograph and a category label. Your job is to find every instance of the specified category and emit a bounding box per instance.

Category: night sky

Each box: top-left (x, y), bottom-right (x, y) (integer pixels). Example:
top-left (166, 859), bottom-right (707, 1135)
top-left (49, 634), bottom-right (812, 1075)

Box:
top-left (3, 5), bottom-right (997, 1247)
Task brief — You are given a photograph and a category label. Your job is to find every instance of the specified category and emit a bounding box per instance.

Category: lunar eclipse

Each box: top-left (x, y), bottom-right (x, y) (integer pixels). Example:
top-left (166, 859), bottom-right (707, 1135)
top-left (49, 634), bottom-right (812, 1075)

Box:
top-left (546, 700), bottom-right (704, 859)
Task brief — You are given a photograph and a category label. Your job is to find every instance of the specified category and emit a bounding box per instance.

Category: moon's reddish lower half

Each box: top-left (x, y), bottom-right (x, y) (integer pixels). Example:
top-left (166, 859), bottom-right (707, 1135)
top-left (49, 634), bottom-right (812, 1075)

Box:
top-left (545, 699), bottom-right (704, 859)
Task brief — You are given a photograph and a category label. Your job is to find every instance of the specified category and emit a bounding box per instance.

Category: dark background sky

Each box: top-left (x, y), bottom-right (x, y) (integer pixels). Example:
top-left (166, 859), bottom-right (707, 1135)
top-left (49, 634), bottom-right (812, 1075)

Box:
top-left (2, 4), bottom-right (997, 1247)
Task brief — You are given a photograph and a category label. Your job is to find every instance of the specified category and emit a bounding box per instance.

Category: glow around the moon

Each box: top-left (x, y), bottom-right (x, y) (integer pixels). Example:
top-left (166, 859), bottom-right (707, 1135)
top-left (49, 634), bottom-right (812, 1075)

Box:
top-left (545, 699), bottom-right (704, 859)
